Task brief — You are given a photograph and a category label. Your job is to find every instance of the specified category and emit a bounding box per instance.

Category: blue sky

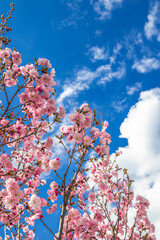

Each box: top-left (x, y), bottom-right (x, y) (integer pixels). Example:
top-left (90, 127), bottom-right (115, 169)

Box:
top-left (1, 0), bottom-right (160, 238)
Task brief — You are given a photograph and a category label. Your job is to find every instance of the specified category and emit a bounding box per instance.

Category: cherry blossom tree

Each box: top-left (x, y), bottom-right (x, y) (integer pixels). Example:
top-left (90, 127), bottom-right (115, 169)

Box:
top-left (0, 4), bottom-right (156, 240)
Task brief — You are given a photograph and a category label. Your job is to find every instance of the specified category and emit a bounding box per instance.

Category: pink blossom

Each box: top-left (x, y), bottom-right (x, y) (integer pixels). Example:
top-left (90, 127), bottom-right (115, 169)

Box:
top-left (38, 58), bottom-right (52, 68)
top-left (50, 68), bottom-right (56, 77)
top-left (0, 189), bottom-right (7, 198)
top-left (88, 191), bottom-right (96, 202)
top-left (4, 195), bottom-right (15, 210)
top-left (81, 232), bottom-right (89, 240)
top-left (83, 135), bottom-right (93, 146)
top-left (1, 158), bottom-right (12, 169)
top-left (59, 106), bottom-right (66, 118)
top-left (60, 125), bottom-right (74, 134)
top-left (91, 163), bottom-right (96, 174)
top-left (49, 158), bottom-right (60, 170)
top-left (28, 194), bottom-right (42, 210)
top-left (22, 225), bottom-right (29, 233)
top-left (82, 115), bottom-right (92, 129)
top-left (12, 51), bottom-right (22, 65)
top-left (41, 198), bottom-right (47, 207)
top-left (0, 48), bottom-right (11, 58)
top-left (68, 208), bottom-right (81, 219)
top-left (45, 137), bottom-right (53, 149)
top-left (19, 92), bottom-right (29, 104)
top-left (50, 181), bottom-right (58, 190)
top-left (29, 68), bottom-right (38, 78)
top-left (25, 230), bottom-right (35, 240)
top-left (99, 182), bottom-right (108, 192)
top-left (94, 208), bottom-right (104, 222)
top-left (76, 172), bottom-right (85, 182)
top-left (47, 204), bottom-right (57, 214)
top-left (4, 69), bottom-right (13, 79)
top-left (0, 154), bottom-right (10, 161)
top-left (4, 78), bottom-right (17, 87)
top-left (69, 112), bottom-right (85, 123)
top-left (102, 159), bottom-right (109, 167)
top-left (91, 127), bottom-right (101, 138)
top-left (40, 73), bottom-right (52, 85)
top-left (47, 189), bottom-right (58, 202)
top-left (136, 195), bottom-right (150, 208)
top-left (66, 134), bottom-right (73, 143)
top-left (20, 66), bottom-right (28, 75)
top-left (95, 145), bottom-right (109, 156)
top-left (73, 132), bottom-right (83, 144)
top-left (103, 120), bottom-right (109, 129)
top-left (80, 103), bottom-right (90, 112)
top-left (46, 98), bottom-right (56, 106)
top-left (95, 145), bottom-right (101, 154)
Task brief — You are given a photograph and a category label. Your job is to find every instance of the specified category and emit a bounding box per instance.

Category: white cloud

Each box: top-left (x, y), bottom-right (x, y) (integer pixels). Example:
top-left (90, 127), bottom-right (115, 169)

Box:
top-left (57, 42), bottom-right (125, 106)
top-left (91, 0), bottom-right (123, 19)
top-left (144, 2), bottom-right (160, 42)
top-left (57, 0), bottom-right (85, 28)
top-left (88, 46), bottom-right (109, 61)
top-left (123, 30), bottom-right (144, 60)
top-left (111, 98), bottom-right (127, 112)
top-left (113, 42), bottom-right (122, 55)
top-left (88, 42), bottom-right (122, 64)
top-left (126, 82), bottom-right (142, 95)
top-left (57, 68), bottom-right (97, 105)
top-left (96, 61), bottom-right (126, 84)
top-left (110, 43), bottom-right (122, 63)
top-left (57, 62), bottom-right (125, 105)
top-left (117, 88), bottom-right (160, 237)
top-left (95, 29), bottom-right (102, 36)
top-left (132, 57), bottom-right (160, 73)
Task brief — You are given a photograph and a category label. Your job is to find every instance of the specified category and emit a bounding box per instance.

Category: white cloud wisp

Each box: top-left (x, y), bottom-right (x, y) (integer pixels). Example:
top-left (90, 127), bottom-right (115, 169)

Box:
top-left (91, 0), bottom-right (123, 19)
top-left (144, 1), bottom-right (160, 42)
top-left (88, 46), bottom-right (109, 62)
top-left (57, 62), bottom-right (125, 105)
top-left (132, 57), bottom-right (160, 73)
top-left (126, 82), bottom-right (142, 95)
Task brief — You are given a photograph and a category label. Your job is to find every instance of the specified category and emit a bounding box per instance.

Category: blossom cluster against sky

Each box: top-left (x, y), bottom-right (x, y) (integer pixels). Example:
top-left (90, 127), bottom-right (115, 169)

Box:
top-left (1, 0), bottom-right (160, 238)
